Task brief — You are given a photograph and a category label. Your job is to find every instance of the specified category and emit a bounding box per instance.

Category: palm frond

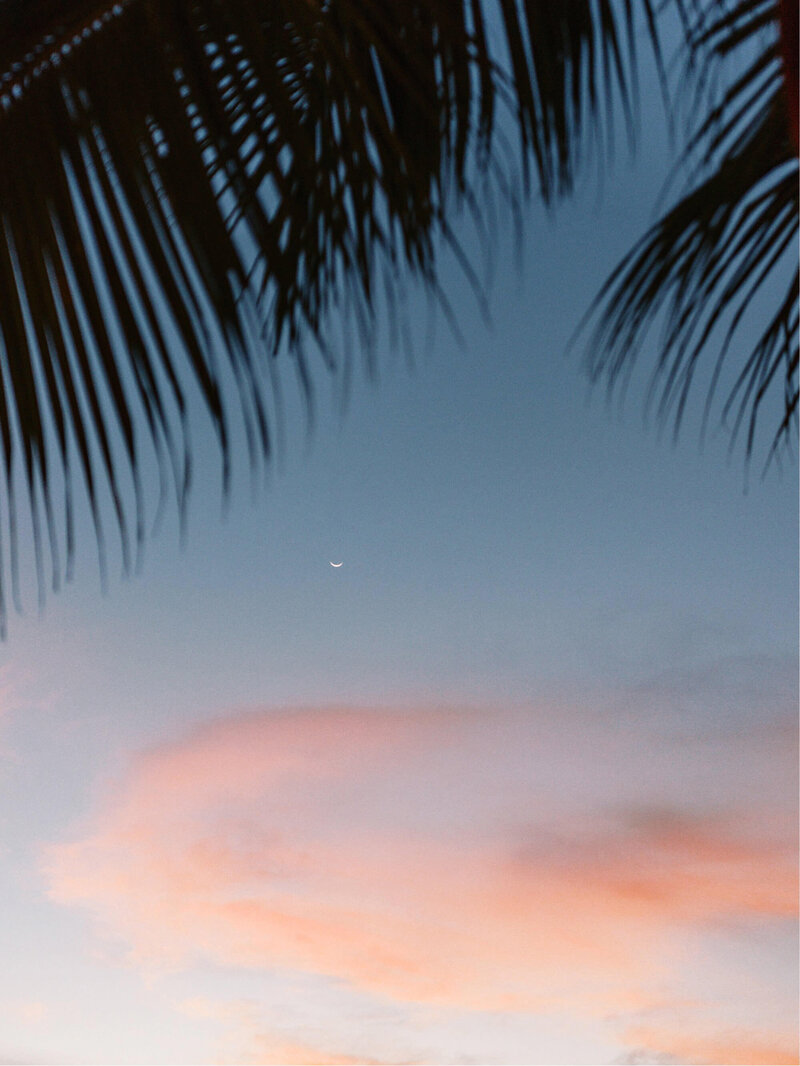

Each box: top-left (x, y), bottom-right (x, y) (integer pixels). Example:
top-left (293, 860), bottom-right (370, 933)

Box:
top-left (0, 0), bottom-right (664, 634)
top-left (586, 0), bottom-right (798, 460)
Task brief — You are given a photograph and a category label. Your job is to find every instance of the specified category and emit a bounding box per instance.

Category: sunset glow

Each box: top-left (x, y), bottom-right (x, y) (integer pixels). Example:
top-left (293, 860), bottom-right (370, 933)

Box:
top-left (41, 694), bottom-right (797, 1063)
top-left (0, 6), bottom-right (796, 1059)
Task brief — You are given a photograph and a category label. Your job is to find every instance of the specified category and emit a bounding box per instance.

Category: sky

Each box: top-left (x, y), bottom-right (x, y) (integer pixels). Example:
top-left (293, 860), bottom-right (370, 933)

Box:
top-left (0, 21), bottom-right (798, 1066)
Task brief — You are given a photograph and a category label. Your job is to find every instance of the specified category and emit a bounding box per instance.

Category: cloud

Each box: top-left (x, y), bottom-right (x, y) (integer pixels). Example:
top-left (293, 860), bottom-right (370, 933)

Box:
top-left (0, 1001), bottom-right (47, 1025)
top-left (610, 1049), bottom-right (681, 1065)
top-left (175, 999), bottom-right (388, 1065)
top-left (621, 1024), bottom-right (799, 1066)
top-left (43, 697), bottom-right (797, 1061)
top-left (237, 1036), bottom-right (385, 1065)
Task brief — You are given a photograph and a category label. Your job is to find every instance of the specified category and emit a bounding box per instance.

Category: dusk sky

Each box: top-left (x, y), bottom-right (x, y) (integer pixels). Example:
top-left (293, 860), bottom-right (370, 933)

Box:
top-left (0, 21), bottom-right (797, 1063)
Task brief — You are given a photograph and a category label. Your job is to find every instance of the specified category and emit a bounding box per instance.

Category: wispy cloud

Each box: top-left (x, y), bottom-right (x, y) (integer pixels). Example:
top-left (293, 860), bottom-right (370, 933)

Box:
top-left (237, 1035), bottom-right (385, 1065)
top-left (43, 680), bottom-right (797, 1063)
top-left (620, 1024), bottom-right (799, 1066)
top-left (0, 1001), bottom-right (47, 1026)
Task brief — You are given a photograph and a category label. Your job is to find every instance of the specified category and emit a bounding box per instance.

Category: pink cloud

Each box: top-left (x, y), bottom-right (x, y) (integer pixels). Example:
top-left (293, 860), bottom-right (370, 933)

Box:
top-left (0, 1001), bottom-right (48, 1025)
top-left (237, 1036), bottom-right (383, 1065)
top-left (622, 1023), bottom-right (799, 1065)
top-left (44, 702), bottom-right (797, 1059)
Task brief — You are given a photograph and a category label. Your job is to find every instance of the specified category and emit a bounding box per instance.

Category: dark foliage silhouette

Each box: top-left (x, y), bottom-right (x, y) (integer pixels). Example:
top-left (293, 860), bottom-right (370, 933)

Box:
top-left (0, 0), bottom-right (797, 633)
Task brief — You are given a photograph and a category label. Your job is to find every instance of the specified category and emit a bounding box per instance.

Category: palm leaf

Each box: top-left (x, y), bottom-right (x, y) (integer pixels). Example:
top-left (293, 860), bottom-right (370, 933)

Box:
top-left (586, 0), bottom-right (798, 461)
top-left (0, 0), bottom-right (664, 634)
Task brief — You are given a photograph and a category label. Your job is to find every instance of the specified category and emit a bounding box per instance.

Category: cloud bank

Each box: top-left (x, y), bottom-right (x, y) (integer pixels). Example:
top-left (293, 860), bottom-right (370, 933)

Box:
top-left (44, 690), bottom-right (797, 1063)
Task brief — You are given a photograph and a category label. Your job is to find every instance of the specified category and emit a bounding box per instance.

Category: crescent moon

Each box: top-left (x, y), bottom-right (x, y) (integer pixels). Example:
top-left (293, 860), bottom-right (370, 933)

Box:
top-left (330, 561), bottom-right (343, 567)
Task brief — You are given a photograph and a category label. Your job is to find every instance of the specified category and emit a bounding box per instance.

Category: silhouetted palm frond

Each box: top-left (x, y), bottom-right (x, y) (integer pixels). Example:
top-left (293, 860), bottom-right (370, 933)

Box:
top-left (0, 0), bottom-right (664, 632)
top-left (587, 0), bottom-right (798, 459)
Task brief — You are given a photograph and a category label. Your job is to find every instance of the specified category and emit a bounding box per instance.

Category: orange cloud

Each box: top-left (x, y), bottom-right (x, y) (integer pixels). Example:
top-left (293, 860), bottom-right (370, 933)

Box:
top-left (623, 1023), bottom-right (800, 1065)
top-left (174, 999), bottom-right (382, 1065)
top-left (43, 703), bottom-right (797, 1058)
top-left (0, 1000), bottom-right (48, 1025)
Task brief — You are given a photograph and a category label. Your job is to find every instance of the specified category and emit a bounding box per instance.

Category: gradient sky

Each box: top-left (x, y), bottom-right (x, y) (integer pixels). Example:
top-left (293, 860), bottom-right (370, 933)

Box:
top-left (0, 33), bottom-right (797, 1066)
